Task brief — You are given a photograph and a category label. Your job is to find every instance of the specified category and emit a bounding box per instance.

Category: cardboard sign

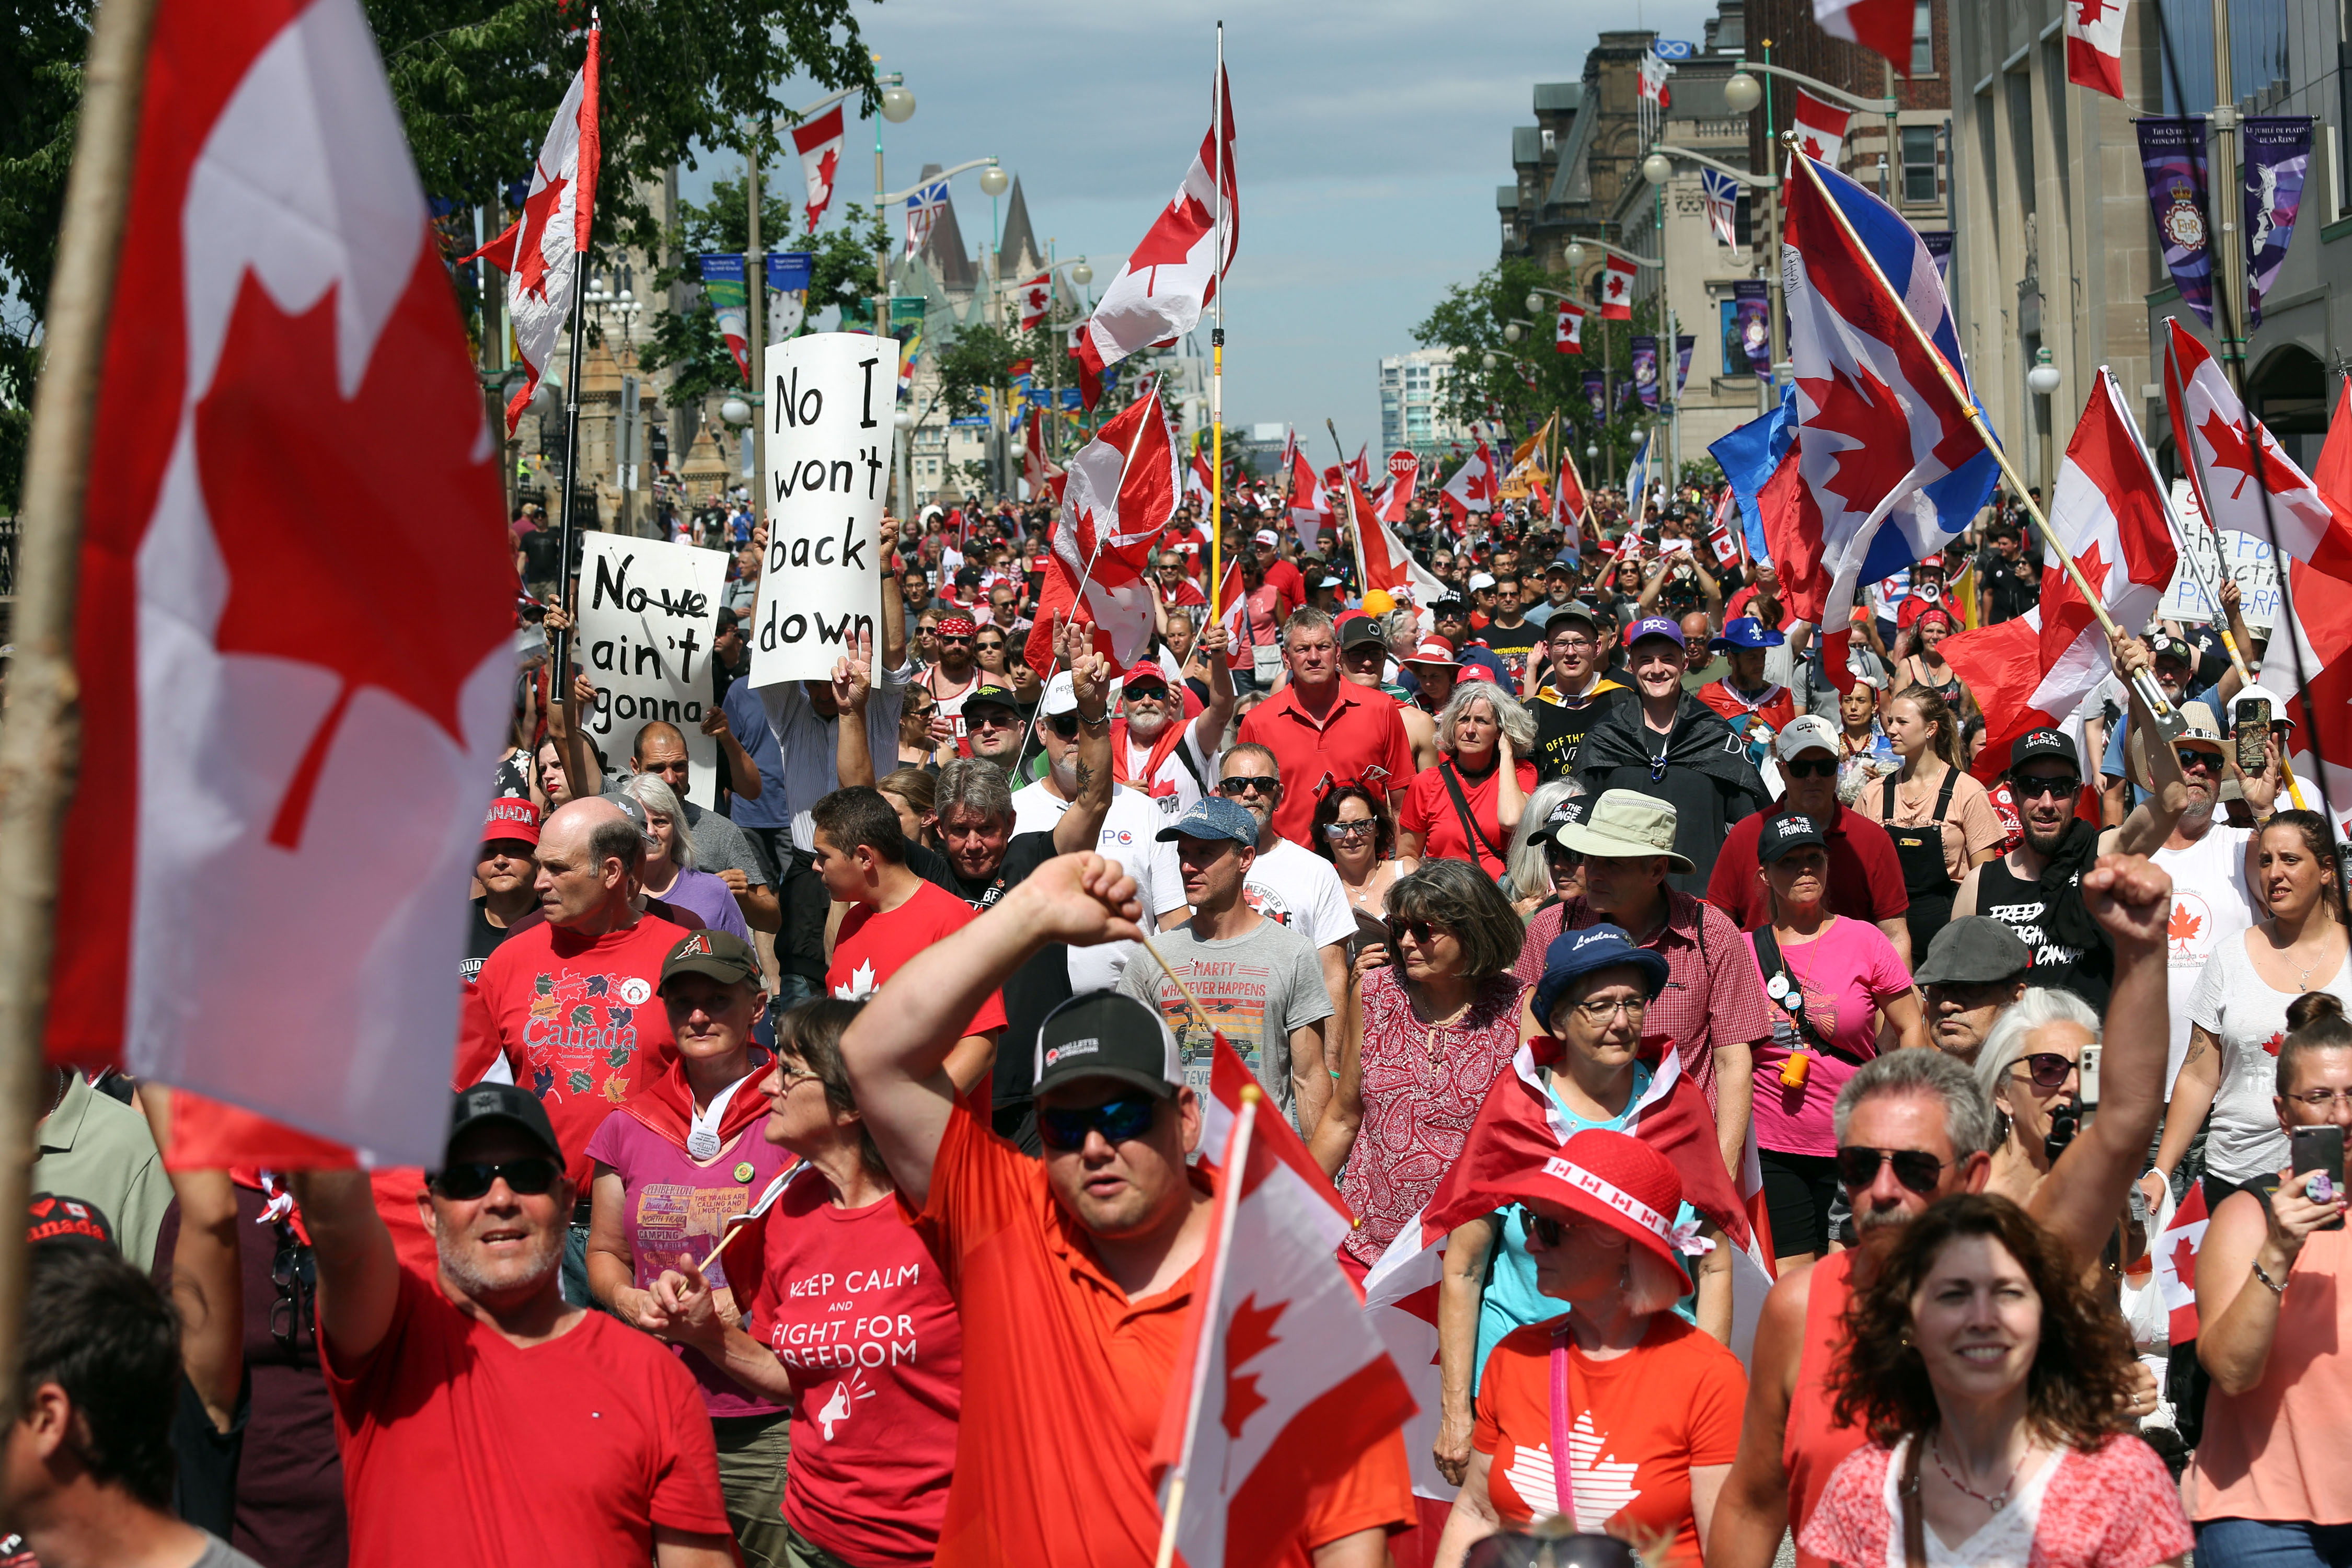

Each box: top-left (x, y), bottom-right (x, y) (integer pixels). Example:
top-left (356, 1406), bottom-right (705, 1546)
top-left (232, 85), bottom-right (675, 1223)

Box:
top-left (748, 332), bottom-right (899, 687)
top-left (578, 534), bottom-right (728, 806)
top-left (2159, 479), bottom-right (2279, 629)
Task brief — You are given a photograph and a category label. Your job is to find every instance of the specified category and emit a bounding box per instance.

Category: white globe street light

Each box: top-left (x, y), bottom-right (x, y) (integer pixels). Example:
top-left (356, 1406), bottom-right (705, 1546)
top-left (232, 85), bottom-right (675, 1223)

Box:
top-left (1587, 444), bottom-right (1599, 461)
top-left (1526, 291), bottom-right (1546, 314)
top-left (1503, 322), bottom-right (1523, 344)
top-left (1642, 152), bottom-right (1674, 187)
top-left (2026, 347), bottom-right (2062, 397)
top-left (879, 84), bottom-right (916, 123)
top-left (1071, 261), bottom-right (1093, 286)
top-left (1565, 241), bottom-right (1587, 272)
top-left (893, 408), bottom-right (914, 429)
top-left (1481, 351), bottom-right (1498, 371)
top-left (978, 164), bottom-right (1010, 198)
top-left (1724, 71), bottom-right (1762, 114)
top-left (721, 396), bottom-right (752, 427)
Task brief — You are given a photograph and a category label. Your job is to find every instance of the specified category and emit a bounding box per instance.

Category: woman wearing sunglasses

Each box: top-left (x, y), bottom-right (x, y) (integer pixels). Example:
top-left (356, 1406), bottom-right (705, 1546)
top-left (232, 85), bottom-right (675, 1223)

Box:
top-left (1972, 988), bottom-right (2103, 1211)
top-left (653, 998), bottom-right (962, 1568)
top-left (1433, 1131), bottom-right (1744, 1568)
top-left (1803, 1194), bottom-right (2189, 1568)
top-left (897, 690), bottom-right (949, 769)
top-left (1311, 781), bottom-right (1405, 921)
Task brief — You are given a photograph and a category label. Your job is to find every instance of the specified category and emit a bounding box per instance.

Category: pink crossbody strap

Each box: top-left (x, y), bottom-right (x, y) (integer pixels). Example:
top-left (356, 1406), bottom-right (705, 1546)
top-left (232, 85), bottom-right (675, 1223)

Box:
top-left (1549, 1327), bottom-right (1578, 1527)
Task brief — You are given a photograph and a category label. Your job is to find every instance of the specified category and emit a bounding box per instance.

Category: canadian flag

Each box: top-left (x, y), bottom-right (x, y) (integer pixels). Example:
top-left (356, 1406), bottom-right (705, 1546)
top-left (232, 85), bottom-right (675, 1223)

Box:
top-left (1155, 1041), bottom-right (1415, 1568)
top-left (1599, 254), bottom-right (1636, 320)
top-left (1347, 443), bottom-right (1371, 487)
top-left (1639, 49), bottom-right (1676, 109)
top-left (1186, 442), bottom-right (1215, 511)
top-left (2152, 1181), bottom-right (2211, 1343)
top-left (1555, 298), bottom-right (1585, 353)
top-left (458, 30), bottom-right (599, 433)
top-left (793, 105), bottom-right (846, 232)
top-left (1705, 486), bottom-right (1745, 568)
top-left (1024, 385), bottom-right (1180, 675)
top-left (1938, 370), bottom-right (2177, 778)
top-left (1813, 0), bottom-right (1921, 70)
top-left (2258, 375), bottom-right (2352, 826)
top-left (1286, 444), bottom-right (1330, 553)
top-left (2165, 317), bottom-right (2352, 584)
top-left (1555, 444), bottom-right (1590, 536)
top-left (1348, 475), bottom-right (1446, 604)
top-left (1436, 440), bottom-right (1495, 534)
top-left (53, 0), bottom-right (517, 1164)
top-left (1014, 272), bottom-right (1053, 330)
top-left (1074, 66), bottom-right (1237, 403)
top-left (2065, 0), bottom-right (2130, 98)
top-left (1024, 411), bottom-right (1067, 506)
top-left (1791, 89), bottom-right (1852, 168)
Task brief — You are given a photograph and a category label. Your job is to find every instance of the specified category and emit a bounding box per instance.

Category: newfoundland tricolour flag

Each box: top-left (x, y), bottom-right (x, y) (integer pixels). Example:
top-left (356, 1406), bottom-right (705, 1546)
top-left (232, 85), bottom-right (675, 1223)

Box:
top-left (1025, 384), bottom-right (1180, 675)
top-left (1782, 152), bottom-right (1999, 681)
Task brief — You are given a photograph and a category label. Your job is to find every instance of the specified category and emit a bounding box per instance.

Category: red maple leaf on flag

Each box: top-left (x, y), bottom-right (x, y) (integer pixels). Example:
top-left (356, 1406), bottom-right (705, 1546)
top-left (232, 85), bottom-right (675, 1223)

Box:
top-left (1798, 362), bottom-right (1917, 520)
top-left (815, 146), bottom-right (837, 202)
top-left (1219, 1294), bottom-right (1286, 1441)
top-left (1801, 134), bottom-right (1827, 159)
top-left (510, 174), bottom-right (570, 302)
top-left (194, 258), bottom-right (515, 849)
top-left (2076, 0), bottom-right (2108, 24)
top-left (2168, 1232), bottom-right (2197, 1288)
top-left (1128, 191), bottom-right (1212, 295)
top-left (2199, 407), bottom-right (2260, 500)
top-left (1604, 273), bottom-right (1628, 301)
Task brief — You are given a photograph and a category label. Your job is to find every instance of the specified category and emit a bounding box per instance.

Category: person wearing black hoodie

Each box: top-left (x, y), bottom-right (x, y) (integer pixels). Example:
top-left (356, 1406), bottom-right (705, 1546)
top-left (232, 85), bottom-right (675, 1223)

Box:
top-left (1572, 616), bottom-right (1769, 892)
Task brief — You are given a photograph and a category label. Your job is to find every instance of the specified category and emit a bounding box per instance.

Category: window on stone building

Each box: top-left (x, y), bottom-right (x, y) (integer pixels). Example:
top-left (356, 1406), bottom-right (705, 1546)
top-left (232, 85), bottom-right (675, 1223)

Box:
top-left (1902, 126), bottom-right (1939, 204)
top-left (1911, 2), bottom-right (1933, 73)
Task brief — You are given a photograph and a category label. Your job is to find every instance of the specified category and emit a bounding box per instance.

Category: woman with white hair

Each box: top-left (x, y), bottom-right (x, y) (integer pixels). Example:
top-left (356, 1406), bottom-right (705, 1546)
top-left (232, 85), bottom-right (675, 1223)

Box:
top-left (1502, 778), bottom-right (1580, 915)
top-left (620, 774), bottom-right (753, 942)
top-left (1398, 681), bottom-right (1539, 881)
top-left (1975, 987), bottom-right (2104, 1209)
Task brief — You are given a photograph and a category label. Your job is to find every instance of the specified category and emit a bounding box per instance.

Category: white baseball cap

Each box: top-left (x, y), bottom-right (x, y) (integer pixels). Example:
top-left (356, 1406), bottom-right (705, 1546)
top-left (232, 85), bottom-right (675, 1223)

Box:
top-left (1042, 671), bottom-right (1079, 717)
top-left (1468, 571), bottom-right (1498, 592)
top-left (1775, 714), bottom-right (1840, 761)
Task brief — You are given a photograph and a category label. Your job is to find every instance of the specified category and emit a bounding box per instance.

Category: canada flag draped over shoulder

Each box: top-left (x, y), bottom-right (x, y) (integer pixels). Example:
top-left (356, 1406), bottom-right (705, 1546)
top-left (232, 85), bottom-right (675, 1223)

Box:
top-left (1025, 385), bottom-right (1181, 675)
top-left (1939, 370), bottom-right (2176, 778)
top-left (54, 0), bottom-right (517, 1165)
top-left (1073, 66), bottom-right (1237, 405)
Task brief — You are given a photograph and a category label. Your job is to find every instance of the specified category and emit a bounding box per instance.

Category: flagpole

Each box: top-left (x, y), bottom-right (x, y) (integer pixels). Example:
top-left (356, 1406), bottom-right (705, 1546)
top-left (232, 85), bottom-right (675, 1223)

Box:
top-left (1208, 22), bottom-right (1226, 624)
top-left (1326, 417), bottom-right (1370, 591)
top-left (549, 18), bottom-right (599, 681)
top-left (1785, 145), bottom-right (2177, 726)
top-left (0, 0), bottom-right (159, 1425)
top-left (1154, 1090), bottom-right (1260, 1568)
top-left (2117, 360), bottom-right (2254, 688)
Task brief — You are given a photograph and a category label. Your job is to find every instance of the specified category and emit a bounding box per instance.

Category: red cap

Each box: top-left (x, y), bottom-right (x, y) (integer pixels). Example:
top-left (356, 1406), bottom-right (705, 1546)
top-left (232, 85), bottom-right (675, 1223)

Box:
top-left (1401, 636), bottom-right (1457, 667)
top-left (481, 797), bottom-right (541, 847)
top-left (1503, 1128), bottom-right (1702, 1287)
top-left (1460, 665), bottom-right (1496, 683)
top-left (1122, 666), bottom-right (1172, 691)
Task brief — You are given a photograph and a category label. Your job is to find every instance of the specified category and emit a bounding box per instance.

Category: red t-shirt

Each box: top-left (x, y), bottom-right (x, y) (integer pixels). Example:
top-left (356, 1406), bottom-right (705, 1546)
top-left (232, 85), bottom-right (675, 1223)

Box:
top-left (455, 913), bottom-right (689, 1190)
top-left (1473, 1315), bottom-right (1745, 1566)
top-left (1237, 684), bottom-right (1415, 846)
top-left (1262, 557), bottom-right (1307, 615)
top-left (918, 1105), bottom-right (1414, 1567)
top-left (739, 1168), bottom-right (962, 1565)
top-left (1703, 802), bottom-right (1910, 932)
top-left (1166, 526), bottom-right (1210, 580)
top-left (321, 1268), bottom-right (729, 1567)
top-left (1399, 759), bottom-right (1541, 879)
top-left (829, 882), bottom-right (1008, 1039)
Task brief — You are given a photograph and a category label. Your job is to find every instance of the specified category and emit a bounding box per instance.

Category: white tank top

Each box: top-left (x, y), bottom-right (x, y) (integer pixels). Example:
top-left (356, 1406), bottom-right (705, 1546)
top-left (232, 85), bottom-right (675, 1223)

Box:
top-left (2151, 824), bottom-right (2256, 1093)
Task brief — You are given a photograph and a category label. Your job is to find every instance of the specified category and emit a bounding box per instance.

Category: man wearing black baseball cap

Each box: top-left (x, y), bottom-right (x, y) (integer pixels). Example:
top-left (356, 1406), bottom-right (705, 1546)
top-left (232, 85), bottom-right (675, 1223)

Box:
top-left (289, 1087), bottom-right (733, 1563)
top-left (839, 858), bottom-right (1412, 1566)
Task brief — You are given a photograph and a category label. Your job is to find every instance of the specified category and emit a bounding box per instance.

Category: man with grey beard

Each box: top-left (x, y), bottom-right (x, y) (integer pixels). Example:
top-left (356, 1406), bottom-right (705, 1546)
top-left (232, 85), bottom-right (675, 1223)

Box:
top-left (289, 1087), bottom-right (734, 1564)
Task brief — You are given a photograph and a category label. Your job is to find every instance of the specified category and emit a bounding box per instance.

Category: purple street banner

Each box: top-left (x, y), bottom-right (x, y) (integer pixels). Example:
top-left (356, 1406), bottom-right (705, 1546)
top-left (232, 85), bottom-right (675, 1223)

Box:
top-left (1616, 376), bottom-right (1640, 413)
top-left (2136, 117), bottom-right (2215, 327)
top-left (1675, 333), bottom-right (1694, 397)
top-left (1921, 230), bottom-right (1954, 287)
top-left (2242, 116), bottom-right (2314, 327)
top-left (1584, 371), bottom-right (1606, 420)
top-left (1631, 334), bottom-right (1659, 409)
top-left (1731, 279), bottom-right (1771, 380)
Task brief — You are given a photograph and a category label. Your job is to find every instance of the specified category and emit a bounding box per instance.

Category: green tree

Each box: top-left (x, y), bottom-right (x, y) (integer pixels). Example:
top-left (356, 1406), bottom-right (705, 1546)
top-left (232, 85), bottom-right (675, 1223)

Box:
top-left (0, 0), bottom-right (95, 508)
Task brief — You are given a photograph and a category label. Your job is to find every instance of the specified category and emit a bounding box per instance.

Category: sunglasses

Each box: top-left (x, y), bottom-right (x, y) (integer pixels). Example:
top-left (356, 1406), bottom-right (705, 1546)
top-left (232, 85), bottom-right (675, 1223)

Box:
top-left (1518, 1204), bottom-right (1569, 1247)
top-left (967, 709), bottom-right (1020, 731)
top-left (1038, 1096), bottom-right (1160, 1151)
top-left (1834, 1145), bottom-right (1948, 1195)
top-left (1323, 820), bottom-right (1377, 840)
top-left (2176, 747), bottom-right (2221, 773)
top-left (1783, 758), bottom-right (1838, 779)
top-left (1217, 776), bottom-right (1280, 798)
top-left (1047, 716), bottom-right (1081, 741)
top-left (2013, 774), bottom-right (2080, 800)
top-left (1387, 918), bottom-right (1446, 946)
top-left (2011, 1051), bottom-right (2077, 1090)
top-left (430, 1157), bottom-right (561, 1201)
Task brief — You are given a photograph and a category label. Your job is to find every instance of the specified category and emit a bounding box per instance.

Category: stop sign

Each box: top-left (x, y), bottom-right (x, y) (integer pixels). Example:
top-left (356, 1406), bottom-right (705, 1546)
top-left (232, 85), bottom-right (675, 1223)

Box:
top-left (1387, 450), bottom-right (1416, 478)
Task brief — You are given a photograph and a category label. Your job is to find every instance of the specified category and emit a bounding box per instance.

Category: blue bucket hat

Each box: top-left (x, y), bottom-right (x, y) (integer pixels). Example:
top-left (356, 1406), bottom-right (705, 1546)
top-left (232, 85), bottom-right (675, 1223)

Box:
top-left (1533, 923), bottom-right (1671, 1032)
top-left (1709, 616), bottom-right (1786, 652)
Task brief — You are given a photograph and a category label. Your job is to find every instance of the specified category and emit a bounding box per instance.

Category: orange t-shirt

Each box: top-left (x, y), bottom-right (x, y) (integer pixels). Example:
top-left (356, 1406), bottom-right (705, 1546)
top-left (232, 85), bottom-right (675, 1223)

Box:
top-left (917, 1105), bottom-right (1413, 1568)
top-left (1473, 1315), bottom-right (1745, 1567)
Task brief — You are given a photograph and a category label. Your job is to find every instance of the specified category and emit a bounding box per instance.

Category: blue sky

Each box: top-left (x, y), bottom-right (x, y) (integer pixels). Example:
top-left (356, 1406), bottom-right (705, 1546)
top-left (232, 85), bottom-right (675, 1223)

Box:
top-left (683, 0), bottom-right (1721, 452)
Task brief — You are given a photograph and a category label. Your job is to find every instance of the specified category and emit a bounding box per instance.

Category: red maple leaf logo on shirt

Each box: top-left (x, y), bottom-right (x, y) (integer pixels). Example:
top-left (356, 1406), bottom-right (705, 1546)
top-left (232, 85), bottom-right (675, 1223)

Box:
top-left (2263, 1030), bottom-right (2286, 1057)
top-left (510, 174), bottom-right (570, 303)
top-left (1220, 1294), bottom-right (1287, 1440)
top-left (2167, 903), bottom-right (2204, 946)
top-left (1797, 362), bottom-right (1917, 520)
top-left (2199, 408), bottom-right (2261, 500)
top-left (194, 252), bottom-right (516, 848)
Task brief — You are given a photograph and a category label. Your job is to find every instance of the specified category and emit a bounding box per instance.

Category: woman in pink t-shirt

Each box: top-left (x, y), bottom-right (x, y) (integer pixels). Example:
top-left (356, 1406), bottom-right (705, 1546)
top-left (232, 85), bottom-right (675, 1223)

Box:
top-left (1739, 815), bottom-right (1923, 1273)
top-left (654, 999), bottom-right (961, 1568)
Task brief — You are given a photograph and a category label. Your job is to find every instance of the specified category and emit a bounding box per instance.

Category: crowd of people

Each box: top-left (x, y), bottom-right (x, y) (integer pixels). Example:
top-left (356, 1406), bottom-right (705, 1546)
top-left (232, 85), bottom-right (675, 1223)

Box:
top-left (17, 468), bottom-right (2352, 1568)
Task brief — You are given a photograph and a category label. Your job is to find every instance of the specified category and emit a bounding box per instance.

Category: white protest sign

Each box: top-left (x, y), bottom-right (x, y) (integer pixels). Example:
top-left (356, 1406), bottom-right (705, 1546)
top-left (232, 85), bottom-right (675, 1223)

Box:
top-left (578, 534), bottom-right (728, 806)
top-left (2159, 479), bottom-right (2279, 630)
top-left (748, 332), bottom-right (900, 687)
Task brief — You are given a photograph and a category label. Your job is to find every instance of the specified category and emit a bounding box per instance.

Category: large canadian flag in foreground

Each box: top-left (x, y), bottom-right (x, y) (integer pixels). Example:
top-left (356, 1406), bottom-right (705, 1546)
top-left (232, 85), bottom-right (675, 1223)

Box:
top-left (1074, 66), bottom-right (1237, 402)
top-left (54, 0), bottom-right (516, 1166)
top-left (1347, 475), bottom-right (1446, 604)
top-left (1155, 1041), bottom-right (1414, 1568)
top-left (1938, 370), bottom-right (2177, 778)
top-left (1025, 385), bottom-right (1179, 674)
top-left (2259, 375), bottom-right (2352, 828)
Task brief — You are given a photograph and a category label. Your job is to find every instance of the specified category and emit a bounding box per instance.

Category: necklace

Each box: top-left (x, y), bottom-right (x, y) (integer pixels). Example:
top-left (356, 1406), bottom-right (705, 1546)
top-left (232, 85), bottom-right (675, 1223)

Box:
top-left (1417, 989), bottom-right (1478, 1074)
top-left (1929, 1431), bottom-right (2023, 1513)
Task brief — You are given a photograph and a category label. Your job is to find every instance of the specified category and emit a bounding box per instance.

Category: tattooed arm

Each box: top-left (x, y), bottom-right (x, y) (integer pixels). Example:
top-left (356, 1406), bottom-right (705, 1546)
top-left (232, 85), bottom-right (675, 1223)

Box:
top-left (1052, 620), bottom-right (1119, 856)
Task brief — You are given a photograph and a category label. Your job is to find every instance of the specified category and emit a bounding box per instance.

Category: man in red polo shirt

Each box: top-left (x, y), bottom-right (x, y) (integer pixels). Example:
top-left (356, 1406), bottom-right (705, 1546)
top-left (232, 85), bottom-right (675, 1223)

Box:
top-left (838, 853), bottom-right (1413, 1568)
top-left (1252, 528), bottom-right (1307, 616)
top-left (1705, 716), bottom-right (1911, 962)
top-left (1235, 608), bottom-right (1412, 845)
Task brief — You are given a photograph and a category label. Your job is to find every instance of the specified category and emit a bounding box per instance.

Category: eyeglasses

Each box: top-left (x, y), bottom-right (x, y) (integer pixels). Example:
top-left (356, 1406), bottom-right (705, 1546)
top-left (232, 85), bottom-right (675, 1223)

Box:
top-left (1038, 1096), bottom-right (1160, 1151)
top-left (1217, 776), bottom-right (1280, 798)
top-left (1834, 1145), bottom-right (1948, 1195)
top-left (1387, 918), bottom-right (1447, 945)
top-left (2010, 1051), bottom-right (2077, 1090)
top-left (2288, 1088), bottom-right (2352, 1108)
top-left (1323, 820), bottom-right (1376, 840)
top-left (1551, 637), bottom-right (1595, 652)
top-left (775, 1064), bottom-right (822, 1091)
top-left (1047, 715), bottom-right (1081, 740)
top-left (2013, 774), bottom-right (2081, 800)
top-left (1783, 758), bottom-right (1838, 779)
top-left (2176, 748), bottom-right (2222, 773)
top-left (1518, 1204), bottom-right (1569, 1247)
top-left (1569, 997), bottom-right (1646, 1024)
top-left (430, 1157), bottom-right (561, 1201)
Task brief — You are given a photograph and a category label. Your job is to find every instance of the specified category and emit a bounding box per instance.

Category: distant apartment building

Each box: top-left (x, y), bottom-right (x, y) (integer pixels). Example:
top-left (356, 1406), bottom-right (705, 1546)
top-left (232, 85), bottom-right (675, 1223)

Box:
top-left (1379, 348), bottom-right (1469, 458)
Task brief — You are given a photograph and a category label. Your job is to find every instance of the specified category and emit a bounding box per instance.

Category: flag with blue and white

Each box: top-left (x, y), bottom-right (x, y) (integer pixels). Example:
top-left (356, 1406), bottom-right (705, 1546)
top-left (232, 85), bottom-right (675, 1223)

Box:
top-left (904, 179), bottom-right (949, 251)
top-left (1782, 152), bottom-right (1999, 670)
top-left (1700, 169), bottom-right (1741, 248)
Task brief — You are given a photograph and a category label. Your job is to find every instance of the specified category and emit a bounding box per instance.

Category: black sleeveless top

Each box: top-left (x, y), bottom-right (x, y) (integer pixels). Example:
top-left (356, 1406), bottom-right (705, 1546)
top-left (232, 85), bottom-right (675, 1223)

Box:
top-left (1970, 855), bottom-right (2113, 1010)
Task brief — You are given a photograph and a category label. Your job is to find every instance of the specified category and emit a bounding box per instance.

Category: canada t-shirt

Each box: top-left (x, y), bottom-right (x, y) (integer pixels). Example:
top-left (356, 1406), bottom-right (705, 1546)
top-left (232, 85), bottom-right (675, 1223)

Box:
top-left (1742, 917), bottom-right (1913, 1158)
top-left (455, 913), bottom-right (690, 1190)
top-left (1473, 1314), bottom-right (1746, 1566)
top-left (830, 881), bottom-right (1009, 1040)
top-left (321, 1268), bottom-right (730, 1568)
top-left (739, 1168), bottom-right (962, 1566)
top-left (582, 1111), bottom-right (794, 1418)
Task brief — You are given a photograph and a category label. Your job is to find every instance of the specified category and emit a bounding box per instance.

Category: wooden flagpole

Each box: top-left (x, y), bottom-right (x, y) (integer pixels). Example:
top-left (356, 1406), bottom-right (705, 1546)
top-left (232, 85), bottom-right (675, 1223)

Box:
top-left (0, 0), bottom-right (163, 1420)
